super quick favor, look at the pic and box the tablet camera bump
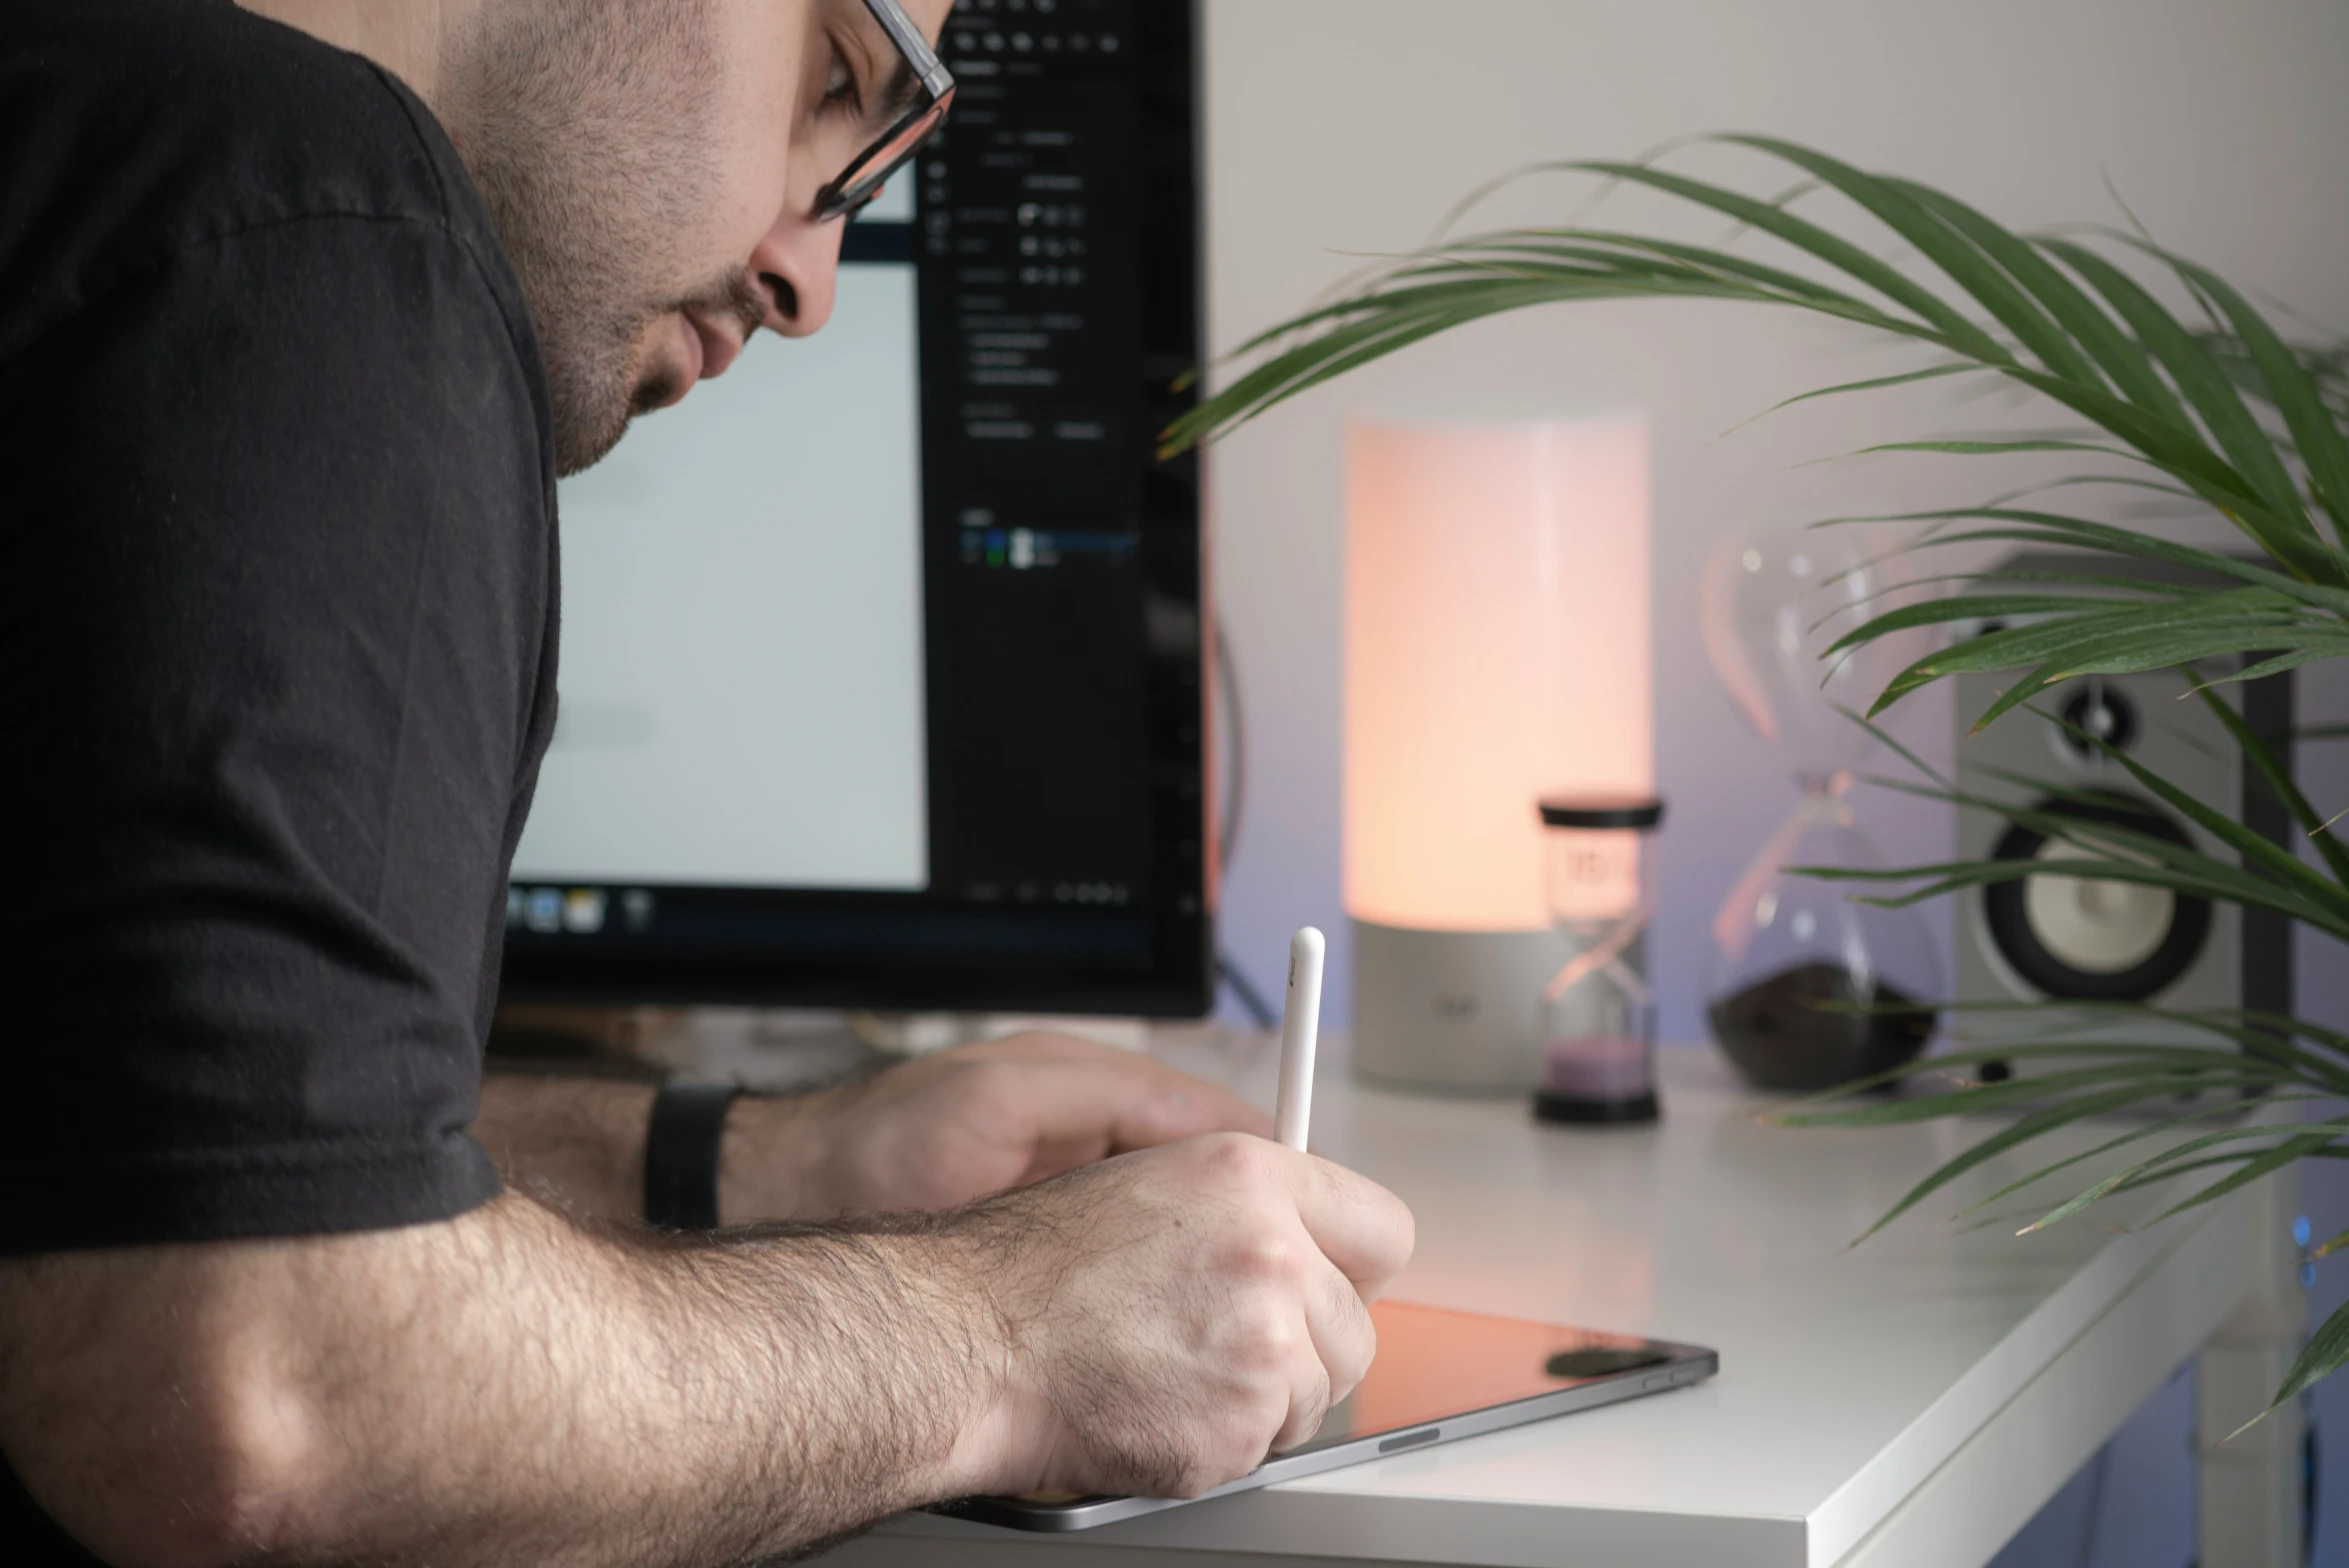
[1544,1346,1671,1380]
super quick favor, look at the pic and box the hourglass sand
[1533,797,1666,1124]
[1698,525,1942,1092]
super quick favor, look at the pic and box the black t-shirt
[0,2,559,1558]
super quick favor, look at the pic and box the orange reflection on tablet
[1330,1299,1665,1445]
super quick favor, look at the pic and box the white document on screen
[511,261,928,891]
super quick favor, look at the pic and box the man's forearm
[0,1192,1007,1568]
[476,1074,835,1227]
[473,1072,658,1222]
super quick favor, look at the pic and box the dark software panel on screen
[501,0,1208,1015]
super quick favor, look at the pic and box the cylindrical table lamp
[1346,412,1652,1092]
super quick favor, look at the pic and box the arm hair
[472,1071,658,1223]
[0,1190,1012,1568]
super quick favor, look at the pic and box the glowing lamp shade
[1345,413,1652,1089]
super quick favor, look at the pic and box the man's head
[433,0,955,475]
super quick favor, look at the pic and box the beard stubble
[436,0,758,476]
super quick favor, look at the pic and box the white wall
[1199,0,2349,1040]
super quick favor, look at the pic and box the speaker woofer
[1983,793,2211,1001]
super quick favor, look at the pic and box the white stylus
[1274,926,1326,1152]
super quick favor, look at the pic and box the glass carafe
[1698,525,1941,1091]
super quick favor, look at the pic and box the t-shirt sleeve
[0,212,556,1253]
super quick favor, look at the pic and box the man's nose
[751,212,845,337]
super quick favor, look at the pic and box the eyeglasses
[813,0,957,223]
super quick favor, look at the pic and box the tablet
[935,1299,1718,1531]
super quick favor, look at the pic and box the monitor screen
[501,0,1208,1015]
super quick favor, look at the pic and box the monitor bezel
[498,0,1211,1019]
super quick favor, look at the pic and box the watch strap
[644,1080,742,1230]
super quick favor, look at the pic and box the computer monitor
[500,0,1209,1017]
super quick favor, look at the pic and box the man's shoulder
[0,0,498,363]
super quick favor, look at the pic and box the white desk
[792,1032,2298,1568]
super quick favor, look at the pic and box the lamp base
[1351,919,1568,1094]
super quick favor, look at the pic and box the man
[0,1,1416,1564]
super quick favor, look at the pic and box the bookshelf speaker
[1952,661,2294,1068]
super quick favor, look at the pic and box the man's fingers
[970,1039,1271,1149]
[1272,1262,1375,1454]
[1270,1337,1335,1455]
[1117,1061,1272,1145]
[966,1033,1271,1134]
[1299,1259,1378,1406]
[1281,1152,1415,1298]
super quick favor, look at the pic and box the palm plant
[1159,136,2349,1414]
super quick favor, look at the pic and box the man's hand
[1,1109,1411,1568]
[722,1033,1271,1223]
[944,1133,1416,1500]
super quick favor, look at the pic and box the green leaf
[1893,183,2132,388]
[2037,620,2324,683]
[1841,438,2132,461]
[1806,1085,2203,1247]
[2251,1297,2349,1431]
[2060,1119,2333,1203]
[1715,138,2092,378]
[1776,1058,2287,1129]
[1849,504,2349,607]
[2194,682,2349,886]
[2143,1132,2334,1226]
[1732,361,1991,433]
[2111,1146,2349,1198]
[1841,856,2349,941]
[2198,646,2349,686]
[1952,658,2075,731]
[1826,592,2178,652]
[1892,997,2349,1078]
[1802,1075,2318,1251]
[1860,593,2318,719]
[1772,1040,2313,1109]
[1158,214,1998,454]
[1464,228,1873,308]
[1691,147,2296,535]
[2082,693,2349,909]
[1964,754,2349,928]
[2156,254,2349,546]
[1835,702,1962,793]
[1898,185,2190,421]
[1871,606,2154,688]
[1914,528,2349,622]
[1800,771,2349,939]
[1994,363,2336,574]
[1828,565,2197,608]
[2140,1014,2349,1088]
[1907,509,2345,605]
[1961,1095,2338,1221]
[1903,791,2349,939]
[1547,155,2012,359]
[2203,1007,2349,1060]
[2037,239,2317,535]
[1832,591,2255,657]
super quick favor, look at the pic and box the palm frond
[1166,135,2349,1418]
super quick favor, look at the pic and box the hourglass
[1698,525,1942,1092]
[1534,796,1665,1124]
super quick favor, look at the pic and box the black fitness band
[644,1080,742,1230]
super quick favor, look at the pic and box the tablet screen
[1298,1299,1672,1454]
